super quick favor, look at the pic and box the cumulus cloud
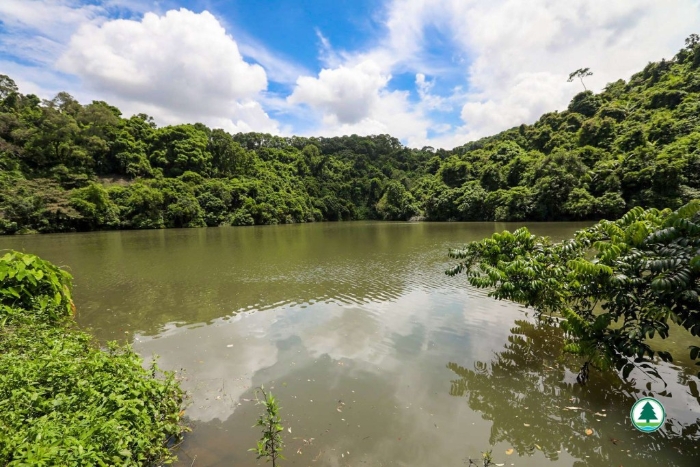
[3,0,700,146]
[286,0,700,148]
[58,9,278,133]
[288,60,389,124]
[379,0,700,147]
[287,59,439,145]
[459,72,567,137]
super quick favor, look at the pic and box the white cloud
[0,0,156,65]
[288,60,389,124]
[287,59,440,145]
[295,0,700,148]
[3,0,700,146]
[415,73,450,111]
[58,9,278,133]
[380,0,700,147]
[0,0,102,38]
[237,40,310,85]
[0,0,103,66]
[459,72,567,137]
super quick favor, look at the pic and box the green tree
[568,68,593,91]
[3,35,700,235]
[376,180,418,220]
[447,201,700,382]
[150,125,212,176]
[638,402,658,423]
[209,129,251,177]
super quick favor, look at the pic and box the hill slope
[1,37,699,233]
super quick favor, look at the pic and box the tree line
[1,36,700,234]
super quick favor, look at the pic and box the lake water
[2,221,699,466]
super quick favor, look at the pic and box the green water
[2,221,699,466]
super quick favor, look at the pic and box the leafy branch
[250,386,285,467]
[447,201,700,383]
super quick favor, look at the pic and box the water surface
[2,221,699,466]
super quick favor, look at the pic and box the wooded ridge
[1,37,699,233]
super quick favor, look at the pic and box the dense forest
[1,37,700,234]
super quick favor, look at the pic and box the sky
[1,1,700,149]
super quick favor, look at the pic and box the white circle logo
[630,397,665,432]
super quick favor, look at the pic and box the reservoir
[2,221,698,466]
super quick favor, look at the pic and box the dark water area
[2,221,699,466]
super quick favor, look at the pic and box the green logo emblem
[630,397,665,432]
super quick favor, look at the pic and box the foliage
[250,386,284,467]
[375,180,418,220]
[446,201,700,382]
[0,250,74,325]
[2,36,700,233]
[0,250,187,465]
[568,68,594,91]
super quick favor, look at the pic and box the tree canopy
[2,36,700,233]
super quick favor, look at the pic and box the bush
[0,251,73,325]
[0,251,187,465]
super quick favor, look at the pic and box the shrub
[0,250,187,466]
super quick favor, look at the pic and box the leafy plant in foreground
[0,250,187,466]
[447,200,700,382]
[0,250,74,325]
[250,386,285,467]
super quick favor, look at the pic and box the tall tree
[568,68,593,91]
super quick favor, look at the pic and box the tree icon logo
[630,397,666,432]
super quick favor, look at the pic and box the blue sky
[1,0,699,148]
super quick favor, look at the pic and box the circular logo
[630,397,666,432]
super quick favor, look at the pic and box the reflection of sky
[135,286,543,466]
[134,284,700,466]
[135,286,509,423]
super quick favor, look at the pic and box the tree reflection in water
[448,320,700,466]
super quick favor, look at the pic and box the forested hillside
[1,36,699,234]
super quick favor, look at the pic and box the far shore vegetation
[2,37,700,234]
